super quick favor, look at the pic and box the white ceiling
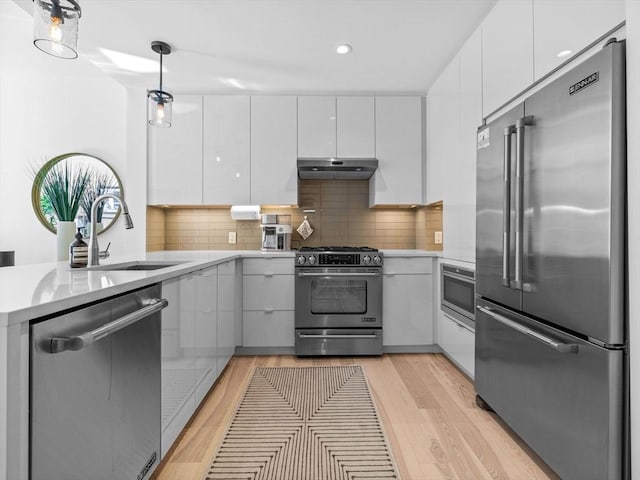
[9,0,497,94]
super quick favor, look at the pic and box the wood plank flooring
[152,354,560,480]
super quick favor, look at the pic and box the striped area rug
[203,365,399,480]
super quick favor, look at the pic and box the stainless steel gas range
[294,246,383,356]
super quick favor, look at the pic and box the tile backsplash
[147,180,443,251]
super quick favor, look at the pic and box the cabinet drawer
[243,275,294,310]
[243,257,294,275]
[439,311,474,378]
[243,310,295,347]
[383,257,433,275]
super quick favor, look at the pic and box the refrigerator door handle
[502,125,516,287]
[477,305,579,354]
[513,115,534,290]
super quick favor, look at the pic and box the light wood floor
[152,354,560,480]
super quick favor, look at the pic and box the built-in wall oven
[441,263,475,329]
[295,247,383,356]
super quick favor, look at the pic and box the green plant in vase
[37,161,91,226]
[34,160,91,261]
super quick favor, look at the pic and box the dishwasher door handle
[477,305,578,354]
[48,298,169,354]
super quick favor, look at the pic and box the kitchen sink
[87,261,185,271]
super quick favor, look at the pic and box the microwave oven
[440,264,475,329]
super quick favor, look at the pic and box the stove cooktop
[296,246,382,266]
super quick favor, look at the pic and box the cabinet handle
[264,307,274,313]
[264,272,274,277]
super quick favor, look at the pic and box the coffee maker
[261,214,292,251]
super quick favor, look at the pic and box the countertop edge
[0,249,439,326]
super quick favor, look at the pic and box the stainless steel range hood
[297,158,378,180]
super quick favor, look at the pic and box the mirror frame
[31,153,125,235]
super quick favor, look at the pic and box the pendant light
[32,0,81,59]
[147,41,173,128]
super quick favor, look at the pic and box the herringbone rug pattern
[203,365,399,480]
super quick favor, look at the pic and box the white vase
[56,221,77,261]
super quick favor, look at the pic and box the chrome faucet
[88,194,134,266]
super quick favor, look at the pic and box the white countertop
[0,249,437,326]
[0,250,288,327]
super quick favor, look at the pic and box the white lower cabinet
[382,257,434,346]
[438,311,475,378]
[161,275,196,458]
[242,258,295,347]
[161,262,237,458]
[194,267,218,405]
[217,260,236,375]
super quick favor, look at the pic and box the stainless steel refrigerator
[475,39,626,480]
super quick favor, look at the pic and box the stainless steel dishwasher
[30,284,168,480]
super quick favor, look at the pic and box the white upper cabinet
[297,96,336,157]
[336,96,375,157]
[457,29,482,262]
[203,96,250,205]
[482,0,534,116]
[370,96,424,206]
[148,95,203,205]
[532,0,625,80]
[426,57,459,206]
[250,96,298,205]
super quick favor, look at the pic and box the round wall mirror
[31,153,124,235]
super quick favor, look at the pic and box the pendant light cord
[159,51,163,92]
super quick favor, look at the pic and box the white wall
[0,0,141,265]
[625,0,638,476]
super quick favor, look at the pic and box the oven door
[295,267,382,329]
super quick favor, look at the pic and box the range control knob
[362,255,371,265]
[308,255,317,265]
[373,255,382,265]
[297,255,306,265]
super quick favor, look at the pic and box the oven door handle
[297,333,379,339]
[297,272,381,278]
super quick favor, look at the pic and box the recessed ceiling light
[336,44,352,55]
[557,49,573,58]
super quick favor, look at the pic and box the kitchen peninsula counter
[0,248,438,480]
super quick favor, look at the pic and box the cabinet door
[533,0,624,80]
[203,96,250,204]
[370,96,423,206]
[161,275,196,457]
[243,310,295,347]
[148,95,203,205]
[217,261,236,373]
[337,96,375,157]
[383,273,434,346]
[242,275,295,311]
[482,0,534,116]
[457,29,482,262]
[438,311,475,378]
[427,57,459,207]
[250,96,298,205]
[194,267,218,405]
[297,96,336,157]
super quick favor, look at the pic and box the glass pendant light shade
[147,41,173,128]
[33,0,81,59]
[147,90,173,128]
